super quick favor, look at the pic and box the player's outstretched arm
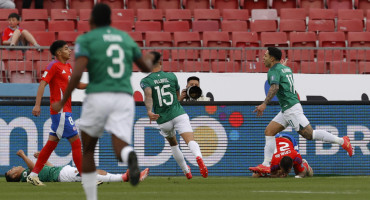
[254,84,279,117]
[33,152,54,167]
[17,150,35,170]
[32,80,48,117]
[135,57,152,73]
[77,82,88,89]
[143,87,159,123]
[52,56,87,112]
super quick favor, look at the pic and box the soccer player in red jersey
[251,134,313,178]
[27,40,87,186]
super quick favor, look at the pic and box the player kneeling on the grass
[140,51,208,179]
[251,134,313,178]
[5,150,150,183]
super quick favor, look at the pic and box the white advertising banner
[72,72,370,101]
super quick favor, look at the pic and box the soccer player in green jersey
[51,4,152,200]
[5,150,150,183]
[140,51,208,179]
[249,47,353,174]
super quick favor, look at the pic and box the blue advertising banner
[0,102,369,176]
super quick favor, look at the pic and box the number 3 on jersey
[107,44,125,78]
[154,85,173,107]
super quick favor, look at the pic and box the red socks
[32,140,58,174]
[71,138,82,173]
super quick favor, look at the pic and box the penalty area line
[251,190,358,194]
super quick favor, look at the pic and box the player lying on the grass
[5,150,149,183]
[251,133,313,178]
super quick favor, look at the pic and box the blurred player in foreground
[140,51,208,179]
[52,4,152,200]
[251,134,313,178]
[250,47,353,174]
[6,150,149,183]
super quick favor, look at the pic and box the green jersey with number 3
[140,71,185,124]
[267,63,300,112]
[74,26,142,95]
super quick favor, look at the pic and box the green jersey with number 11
[140,71,185,124]
[267,63,300,112]
[75,26,142,95]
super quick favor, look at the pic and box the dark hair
[50,40,67,56]
[187,76,200,83]
[8,13,20,21]
[91,3,111,27]
[267,47,282,61]
[280,156,293,174]
[5,172,21,182]
[149,51,162,65]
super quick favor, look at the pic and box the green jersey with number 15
[267,63,300,112]
[140,71,185,124]
[74,26,142,95]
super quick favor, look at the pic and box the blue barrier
[0,102,369,176]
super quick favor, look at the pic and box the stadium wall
[0,101,369,176]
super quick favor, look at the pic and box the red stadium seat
[221,21,248,32]
[338,9,363,20]
[243,62,268,73]
[98,0,124,9]
[162,61,182,72]
[182,0,211,13]
[301,61,328,74]
[165,9,192,22]
[126,0,152,12]
[0,21,9,33]
[309,8,335,20]
[261,32,288,47]
[202,31,230,61]
[111,9,135,22]
[252,9,278,20]
[211,61,241,72]
[222,9,249,21]
[43,0,67,15]
[20,21,46,32]
[183,61,211,72]
[7,61,34,83]
[31,31,56,46]
[280,8,306,20]
[25,50,52,61]
[48,21,75,32]
[77,21,90,32]
[250,20,277,34]
[192,21,219,32]
[79,9,91,21]
[69,0,95,13]
[212,0,239,12]
[359,62,370,74]
[128,32,144,47]
[288,32,316,62]
[111,21,133,32]
[308,20,335,32]
[135,21,161,32]
[231,32,259,61]
[279,20,306,33]
[137,9,163,21]
[240,0,268,13]
[298,0,325,15]
[330,61,357,74]
[271,0,297,16]
[194,9,221,22]
[172,32,201,60]
[337,20,364,33]
[163,21,190,32]
[51,9,77,21]
[318,32,346,62]
[0,9,18,21]
[355,0,370,15]
[0,50,24,61]
[145,32,172,60]
[327,0,353,12]
[57,31,83,45]
[154,0,181,9]
[22,9,48,21]
[285,61,300,73]
[347,32,370,62]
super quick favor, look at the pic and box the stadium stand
[98,0,124,9]
[165,9,192,22]
[51,9,78,21]
[111,9,135,22]
[126,0,152,13]
[298,0,325,15]
[162,61,182,72]
[355,0,370,15]
[211,61,241,72]
[163,21,190,32]
[128,32,144,47]
[201,31,230,61]
[288,32,316,62]
[7,61,34,83]
[172,32,201,61]
[271,0,297,15]
[330,61,357,74]
[31,32,56,46]
[154,0,181,9]
[301,61,328,74]
[69,0,95,12]
[230,32,259,62]
[0,9,18,20]
[347,32,370,62]
[111,21,133,31]
[182,0,211,13]
[79,9,92,21]
[327,0,354,12]
[22,9,48,22]
[183,60,211,72]
[77,21,90,32]
[240,0,268,13]
[20,21,46,32]
[222,9,249,21]
[48,21,75,31]
[212,0,240,12]
[57,31,83,45]
[135,21,161,32]
[318,32,346,62]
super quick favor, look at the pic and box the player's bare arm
[143,87,160,122]
[135,57,152,73]
[254,84,279,117]
[178,89,187,101]
[33,151,53,167]
[17,150,35,170]
[32,80,48,117]
[52,56,88,112]
[77,83,88,89]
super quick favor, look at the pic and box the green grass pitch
[1,176,369,200]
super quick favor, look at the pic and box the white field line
[251,190,358,194]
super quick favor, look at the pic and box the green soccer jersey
[20,165,64,182]
[75,26,142,95]
[140,71,186,124]
[267,63,300,112]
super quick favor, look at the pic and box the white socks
[120,146,134,164]
[188,140,202,158]
[262,136,276,167]
[171,145,189,173]
[96,173,123,182]
[313,130,344,145]
[82,172,97,200]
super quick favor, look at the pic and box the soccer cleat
[139,168,150,182]
[196,157,208,178]
[97,180,104,186]
[128,151,140,186]
[302,159,314,177]
[341,136,353,157]
[184,165,192,179]
[26,175,45,186]
[249,164,270,174]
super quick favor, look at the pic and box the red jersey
[270,137,304,173]
[2,26,23,43]
[41,60,72,115]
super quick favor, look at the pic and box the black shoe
[128,151,140,186]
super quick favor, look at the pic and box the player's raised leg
[166,136,192,179]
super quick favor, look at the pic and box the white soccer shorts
[272,103,310,131]
[79,92,135,144]
[158,114,193,138]
[58,165,81,182]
